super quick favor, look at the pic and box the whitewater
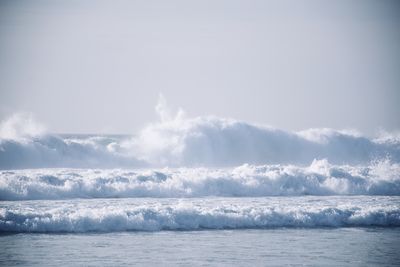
[1,196,399,233]
[1,159,400,201]
[1,98,400,234]
[1,101,400,266]
[1,113,399,169]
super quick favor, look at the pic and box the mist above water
[0,95,399,169]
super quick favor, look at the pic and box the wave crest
[0,108,399,168]
[1,197,398,232]
[1,160,399,200]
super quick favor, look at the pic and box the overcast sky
[0,0,399,134]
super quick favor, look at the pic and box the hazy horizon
[1,2,400,266]
[1,0,399,135]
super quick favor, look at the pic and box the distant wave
[1,159,399,200]
[1,196,399,232]
[132,116,400,166]
[0,134,146,169]
[1,101,400,169]
[1,116,400,169]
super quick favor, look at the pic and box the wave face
[0,134,146,169]
[133,117,400,167]
[2,108,399,234]
[1,113,400,169]
[1,160,399,200]
[1,196,399,232]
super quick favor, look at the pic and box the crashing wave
[1,159,399,200]
[1,99,399,169]
[1,196,399,232]
[0,115,399,169]
[131,116,400,166]
[0,133,146,169]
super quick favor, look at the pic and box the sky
[0,0,399,135]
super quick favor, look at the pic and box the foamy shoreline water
[1,196,399,233]
[1,159,399,201]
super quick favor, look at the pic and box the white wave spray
[1,159,399,200]
[1,196,399,232]
[1,97,399,169]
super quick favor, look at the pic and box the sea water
[1,195,400,266]
[1,162,400,266]
[1,228,399,266]
[1,120,399,265]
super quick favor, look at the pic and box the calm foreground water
[1,228,399,266]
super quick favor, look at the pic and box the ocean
[2,228,400,266]
[1,116,400,265]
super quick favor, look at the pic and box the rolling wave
[0,117,399,169]
[0,133,146,169]
[133,116,400,166]
[1,110,400,169]
[1,196,399,232]
[1,102,400,169]
[1,159,399,200]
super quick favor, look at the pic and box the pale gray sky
[0,0,399,134]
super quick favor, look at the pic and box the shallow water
[1,228,399,266]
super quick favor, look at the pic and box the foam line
[1,159,399,200]
[1,196,398,232]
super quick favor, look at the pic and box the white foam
[0,107,399,169]
[1,160,399,200]
[0,134,146,169]
[0,113,45,140]
[1,196,398,232]
[128,97,400,166]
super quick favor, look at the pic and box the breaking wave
[1,159,399,200]
[0,133,146,169]
[0,112,399,169]
[1,196,399,232]
[2,99,399,235]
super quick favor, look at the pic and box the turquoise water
[1,228,399,266]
